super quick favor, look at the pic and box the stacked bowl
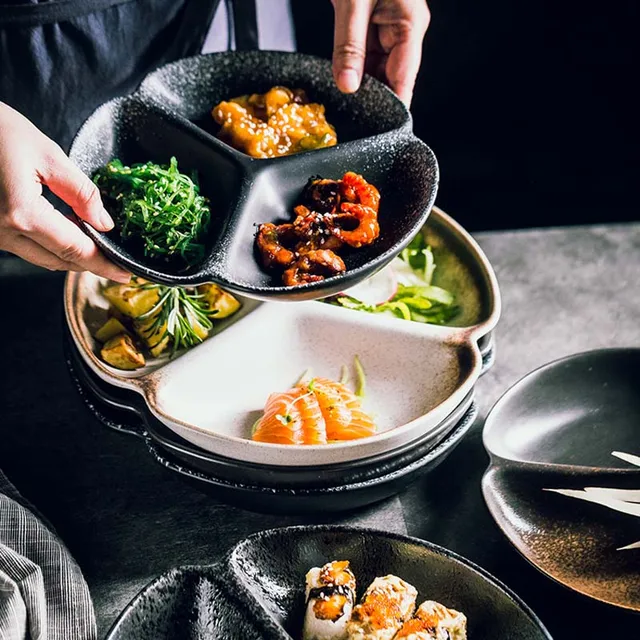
[63,52,501,513]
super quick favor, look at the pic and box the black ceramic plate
[69,51,438,300]
[65,330,477,514]
[106,525,552,639]
[482,349,640,611]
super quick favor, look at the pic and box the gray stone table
[0,222,639,638]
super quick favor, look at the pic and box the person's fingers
[39,143,114,233]
[376,1,430,105]
[332,0,375,94]
[385,39,423,105]
[8,234,84,272]
[15,196,130,283]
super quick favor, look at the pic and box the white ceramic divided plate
[65,207,501,466]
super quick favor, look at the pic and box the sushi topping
[308,584,355,620]
[353,587,405,630]
[319,560,356,589]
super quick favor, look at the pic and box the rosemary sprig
[137,283,215,355]
[93,157,211,264]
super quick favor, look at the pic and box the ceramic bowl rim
[483,346,640,474]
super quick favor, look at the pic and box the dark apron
[0,0,225,152]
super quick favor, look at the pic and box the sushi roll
[394,600,467,640]
[346,575,417,640]
[303,560,357,640]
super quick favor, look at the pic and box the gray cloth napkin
[0,470,96,640]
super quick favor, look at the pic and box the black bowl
[106,525,552,639]
[69,51,438,300]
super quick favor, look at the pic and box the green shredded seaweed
[93,157,211,265]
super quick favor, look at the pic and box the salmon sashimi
[302,377,352,440]
[252,387,327,445]
[301,377,376,441]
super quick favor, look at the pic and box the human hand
[331,0,430,106]
[0,102,130,282]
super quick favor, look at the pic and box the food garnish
[255,172,381,287]
[212,86,337,158]
[330,233,458,326]
[93,157,211,265]
[95,277,240,370]
[545,450,640,551]
[251,358,375,445]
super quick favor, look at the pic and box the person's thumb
[332,0,375,94]
[40,143,114,233]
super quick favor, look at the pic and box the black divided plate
[64,330,478,514]
[69,51,438,300]
[483,348,640,612]
[106,525,552,639]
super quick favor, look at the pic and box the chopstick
[612,451,640,467]
[544,451,640,551]
[543,489,640,517]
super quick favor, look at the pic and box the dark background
[293,0,639,231]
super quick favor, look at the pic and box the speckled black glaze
[105,565,287,640]
[483,349,640,612]
[69,52,438,299]
[106,526,552,639]
[64,329,477,514]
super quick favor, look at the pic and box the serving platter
[66,332,476,492]
[71,368,478,513]
[106,525,552,639]
[64,207,500,468]
[69,51,438,299]
[483,349,640,612]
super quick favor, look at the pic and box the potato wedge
[103,280,159,318]
[100,334,145,370]
[134,315,167,349]
[149,335,171,358]
[197,284,241,319]
[94,317,129,343]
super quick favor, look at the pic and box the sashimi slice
[303,378,352,441]
[304,377,376,441]
[253,388,327,445]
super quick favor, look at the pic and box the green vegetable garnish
[93,157,211,265]
[328,233,458,325]
[354,355,366,398]
[400,232,436,283]
[135,282,215,355]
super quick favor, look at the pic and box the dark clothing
[0,0,221,151]
[0,0,637,230]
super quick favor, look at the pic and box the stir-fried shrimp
[255,171,380,286]
[255,223,298,269]
[339,171,381,212]
[330,203,380,248]
[282,249,346,286]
